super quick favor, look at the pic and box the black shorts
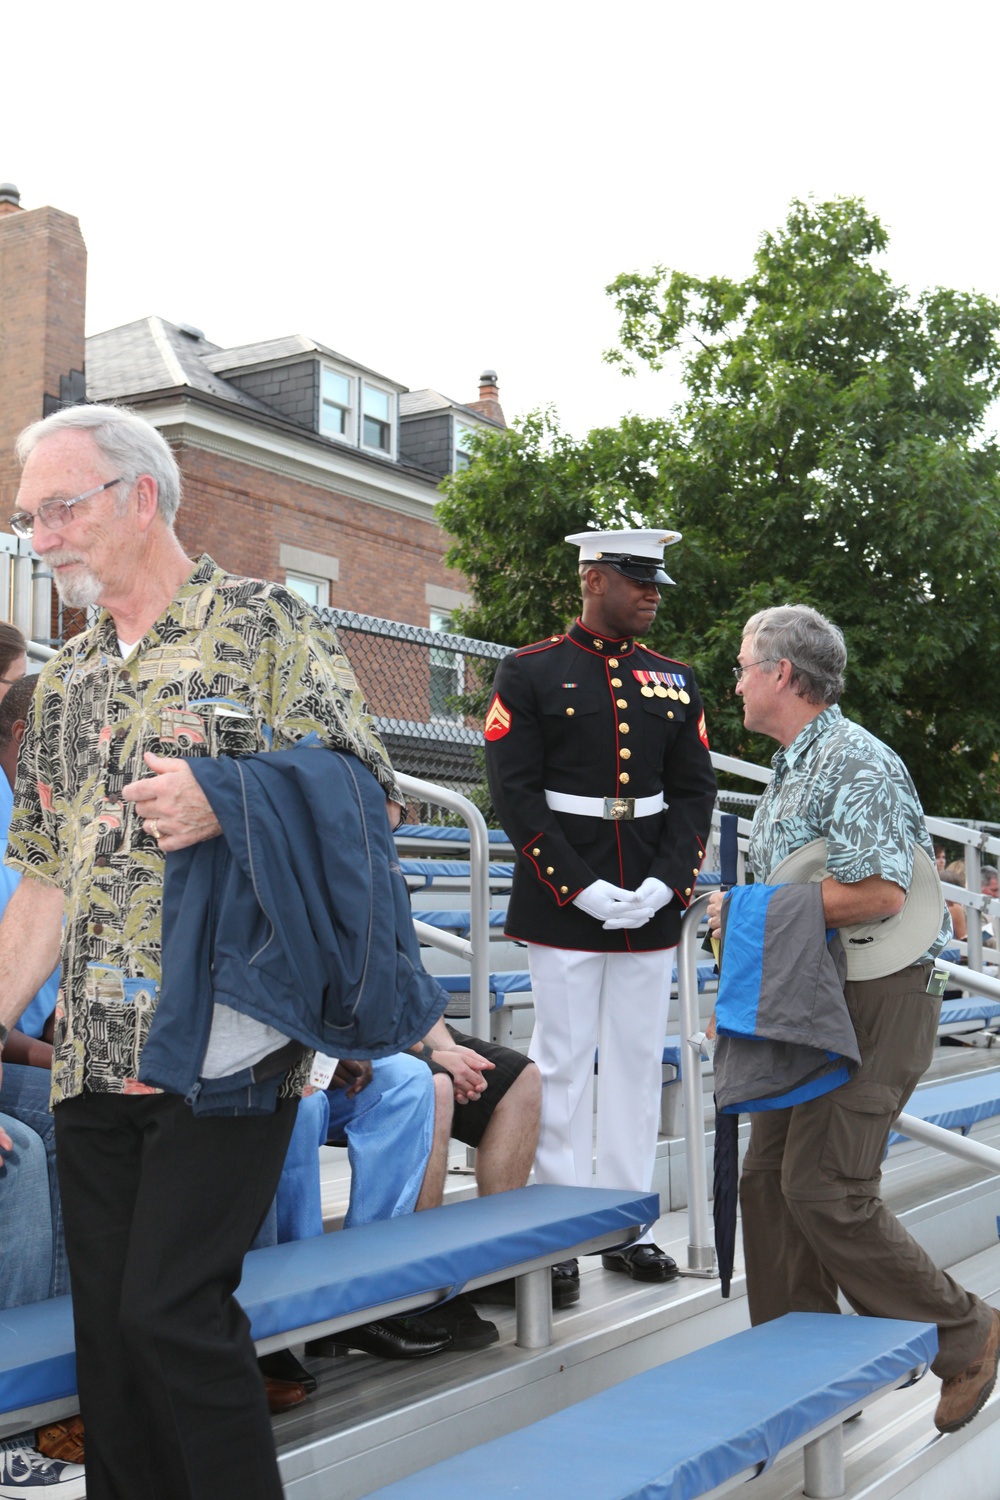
[427,1026,533,1148]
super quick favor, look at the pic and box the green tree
[439,197,1000,817]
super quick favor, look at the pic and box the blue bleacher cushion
[0,1295,76,1414]
[395,825,512,845]
[366,1313,936,1499]
[891,1070,1000,1143]
[235,1185,658,1343]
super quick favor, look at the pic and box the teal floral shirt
[748,705,950,959]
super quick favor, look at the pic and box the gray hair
[743,604,846,706]
[15,404,181,526]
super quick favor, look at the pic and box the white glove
[633,878,673,913]
[601,905,657,930]
[573,879,643,923]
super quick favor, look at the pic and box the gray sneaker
[0,1442,86,1496]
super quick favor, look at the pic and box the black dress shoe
[469,1259,580,1310]
[305,1316,452,1360]
[407,1293,499,1350]
[602,1243,679,1282]
[258,1347,317,1393]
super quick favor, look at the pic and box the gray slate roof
[202,335,404,391]
[400,388,502,427]
[86,317,279,417]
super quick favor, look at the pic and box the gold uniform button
[619,722,629,733]
[684,887,692,896]
[608,657,619,668]
[560,885,569,894]
[546,866,555,874]
[667,711,674,719]
[550,635,560,641]
[611,678,622,688]
[532,847,541,856]
[565,706,575,716]
[616,697,627,708]
[619,772,630,785]
[620,747,631,759]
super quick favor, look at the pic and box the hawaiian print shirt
[6,555,400,1106]
[747,704,950,960]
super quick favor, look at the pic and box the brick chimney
[0,185,87,512]
[465,368,506,427]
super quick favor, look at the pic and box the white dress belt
[544,790,665,819]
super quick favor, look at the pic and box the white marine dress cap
[565,527,682,586]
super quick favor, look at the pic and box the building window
[320,368,353,440]
[454,421,476,472]
[286,572,330,609]
[362,384,392,453]
[428,609,464,722]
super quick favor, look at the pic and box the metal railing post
[676,892,716,1274]
[395,773,492,1041]
[966,837,984,976]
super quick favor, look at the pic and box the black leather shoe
[601,1243,678,1282]
[305,1316,452,1360]
[469,1259,580,1310]
[407,1293,499,1350]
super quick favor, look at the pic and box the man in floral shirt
[708,604,999,1438]
[0,404,401,1500]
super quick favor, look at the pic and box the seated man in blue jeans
[0,1113,86,1493]
[256,1020,542,1396]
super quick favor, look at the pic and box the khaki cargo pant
[740,961,994,1378]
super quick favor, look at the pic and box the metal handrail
[395,773,491,1039]
[675,891,717,1275]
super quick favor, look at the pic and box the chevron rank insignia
[485,695,512,741]
[698,710,710,749]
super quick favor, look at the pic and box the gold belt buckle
[603,797,634,820]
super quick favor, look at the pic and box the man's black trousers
[55,1090,298,1500]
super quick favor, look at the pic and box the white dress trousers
[526,943,674,1239]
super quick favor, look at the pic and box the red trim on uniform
[514,637,564,657]
[521,834,581,906]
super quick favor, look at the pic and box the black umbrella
[713,1105,739,1297]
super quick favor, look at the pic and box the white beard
[47,556,104,610]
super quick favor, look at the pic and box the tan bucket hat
[768,840,944,980]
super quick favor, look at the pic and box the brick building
[0,184,506,636]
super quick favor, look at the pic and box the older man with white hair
[0,404,403,1500]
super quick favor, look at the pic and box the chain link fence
[324,609,511,815]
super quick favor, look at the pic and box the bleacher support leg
[515,1268,553,1349]
[803,1424,845,1498]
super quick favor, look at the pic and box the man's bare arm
[821,874,905,926]
[0,877,64,1039]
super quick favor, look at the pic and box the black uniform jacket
[484,619,717,952]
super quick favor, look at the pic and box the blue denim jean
[252,1053,435,1249]
[0,1107,52,1307]
[0,1063,67,1297]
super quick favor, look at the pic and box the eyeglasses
[732,659,776,681]
[9,478,123,539]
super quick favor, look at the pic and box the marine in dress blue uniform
[485,528,716,1280]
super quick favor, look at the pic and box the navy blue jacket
[138,746,447,1113]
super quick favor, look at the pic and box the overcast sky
[4,0,998,439]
